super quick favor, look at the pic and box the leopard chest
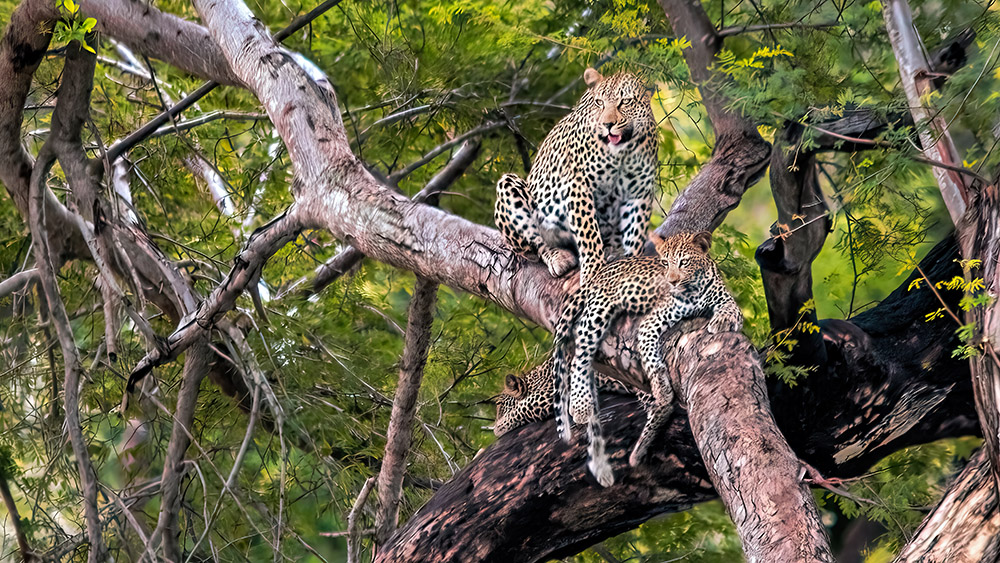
[530,146,628,224]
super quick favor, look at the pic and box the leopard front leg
[495,174,546,258]
[628,303,677,467]
[706,290,744,334]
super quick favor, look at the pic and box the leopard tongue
[608,134,622,145]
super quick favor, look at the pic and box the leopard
[493,356,651,437]
[494,67,658,284]
[551,231,744,487]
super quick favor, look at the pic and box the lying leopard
[494,356,651,437]
[552,231,744,487]
[494,68,658,283]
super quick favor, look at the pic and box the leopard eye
[678,258,689,269]
[623,97,635,106]
[595,98,604,108]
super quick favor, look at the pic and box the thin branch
[718,21,838,38]
[387,121,505,184]
[374,274,440,545]
[27,40,106,563]
[0,269,38,299]
[881,0,970,224]
[0,472,35,562]
[150,111,268,138]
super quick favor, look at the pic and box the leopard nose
[666,271,681,284]
[602,122,616,133]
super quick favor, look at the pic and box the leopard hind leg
[629,304,678,467]
[495,174,542,258]
[553,289,585,443]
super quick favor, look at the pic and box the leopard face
[582,68,656,152]
[494,364,552,437]
[654,231,714,294]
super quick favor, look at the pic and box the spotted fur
[552,231,744,487]
[493,357,650,437]
[494,68,658,283]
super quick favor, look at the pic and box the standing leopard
[552,231,743,487]
[493,357,651,437]
[494,68,658,283]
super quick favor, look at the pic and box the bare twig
[347,477,376,563]
[388,121,504,184]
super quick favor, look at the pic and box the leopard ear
[692,231,712,254]
[584,67,604,89]
[644,81,657,100]
[505,374,527,399]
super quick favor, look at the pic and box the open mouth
[607,133,622,145]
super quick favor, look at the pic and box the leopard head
[582,68,656,151]
[494,363,553,436]
[654,231,714,291]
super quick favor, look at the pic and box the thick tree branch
[654,0,771,237]
[894,447,1000,562]
[305,139,482,297]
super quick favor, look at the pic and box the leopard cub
[493,357,650,437]
[552,231,743,487]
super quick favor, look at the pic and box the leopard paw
[540,247,578,278]
[589,458,616,488]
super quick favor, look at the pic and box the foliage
[0,0,997,561]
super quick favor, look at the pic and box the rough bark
[957,186,1000,489]
[671,331,832,562]
[378,234,975,560]
[894,448,1000,562]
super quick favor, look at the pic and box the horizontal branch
[717,21,838,38]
